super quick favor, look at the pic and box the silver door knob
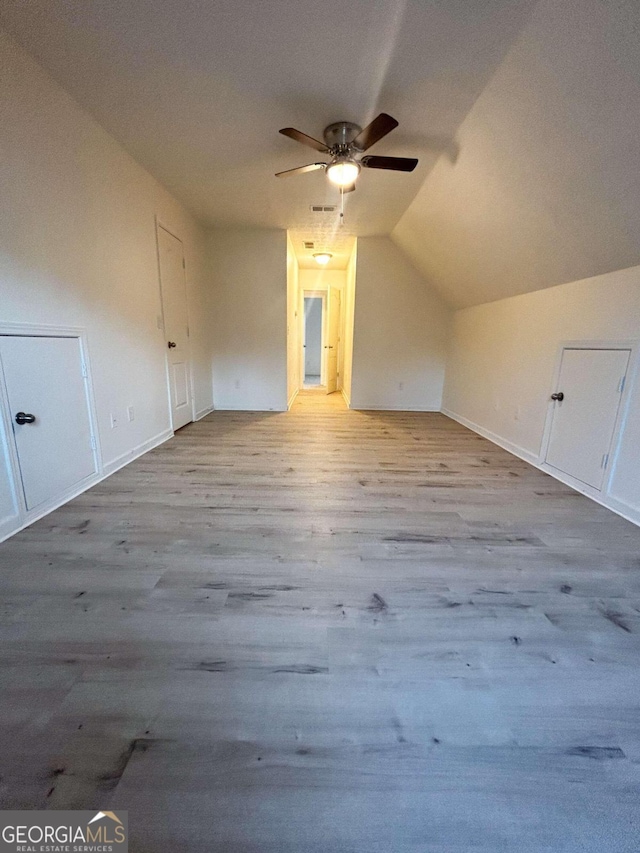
[167,341,177,349]
[550,392,564,401]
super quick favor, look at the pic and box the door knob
[15,412,36,425]
[550,392,564,401]
[167,341,177,349]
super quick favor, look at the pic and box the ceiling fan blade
[279,127,329,153]
[361,155,418,172]
[275,163,326,178]
[352,113,399,151]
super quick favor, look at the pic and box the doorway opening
[286,233,357,410]
[303,295,324,387]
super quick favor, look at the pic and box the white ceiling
[392,0,640,307]
[0,0,536,257]
[3,0,635,307]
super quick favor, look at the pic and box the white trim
[442,408,640,528]
[287,388,299,410]
[213,405,287,412]
[341,388,351,408]
[0,322,93,337]
[155,218,196,429]
[538,341,637,494]
[441,408,538,464]
[353,405,442,413]
[0,325,102,541]
[194,404,215,421]
[0,428,174,544]
[101,428,173,477]
[302,290,327,388]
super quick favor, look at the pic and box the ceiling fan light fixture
[326,157,360,187]
[313,252,332,265]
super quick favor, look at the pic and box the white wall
[208,228,287,411]
[351,237,451,411]
[0,31,213,539]
[299,270,346,293]
[443,265,640,523]
[392,0,640,309]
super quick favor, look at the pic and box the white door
[545,348,630,490]
[157,225,192,430]
[325,287,340,394]
[0,335,96,511]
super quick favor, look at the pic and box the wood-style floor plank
[1,393,639,851]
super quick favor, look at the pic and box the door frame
[155,217,196,428]
[538,339,638,498]
[326,286,341,395]
[301,290,327,387]
[0,322,102,539]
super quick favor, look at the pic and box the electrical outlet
[110,413,118,429]
[127,406,135,423]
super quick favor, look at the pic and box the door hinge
[182,258,186,269]
[601,453,609,469]
[81,360,88,378]
[90,434,96,451]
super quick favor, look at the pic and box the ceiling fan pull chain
[340,187,345,227]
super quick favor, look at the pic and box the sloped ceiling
[1,0,638,306]
[0,0,534,247]
[392,0,640,307]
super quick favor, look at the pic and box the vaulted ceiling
[1,0,638,304]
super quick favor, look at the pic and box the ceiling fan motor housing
[323,121,362,151]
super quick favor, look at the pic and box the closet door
[0,335,97,511]
[545,347,630,490]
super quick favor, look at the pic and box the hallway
[290,388,348,412]
[1,408,639,851]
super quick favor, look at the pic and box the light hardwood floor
[1,396,640,851]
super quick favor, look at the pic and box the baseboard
[102,428,174,477]
[288,389,299,410]
[441,408,640,528]
[0,509,22,543]
[0,471,101,544]
[441,408,538,465]
[353,405,442,412]
[340,388,351,408]
[195,405,214,421]
[0,428,175,544]
[213,406,287,412]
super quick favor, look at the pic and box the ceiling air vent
[303,241,315,249]
[310,205,336,213]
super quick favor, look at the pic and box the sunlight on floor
[291,389,348,412]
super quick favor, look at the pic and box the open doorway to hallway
[303,294,324,387]
[286,233,357,409]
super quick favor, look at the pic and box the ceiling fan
[275,113,418,193]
